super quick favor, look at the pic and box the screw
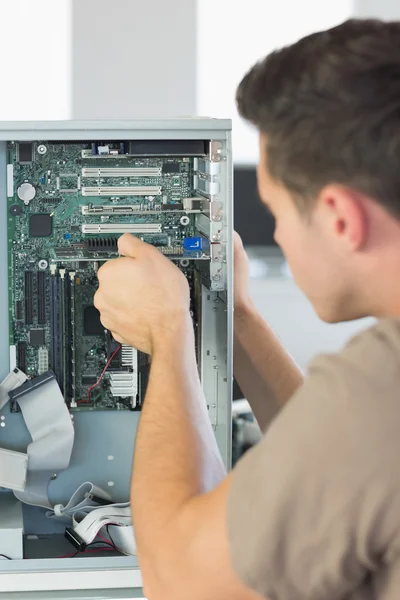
[213,234,221,241]
[51,474,58,480]
[213,274,221,281]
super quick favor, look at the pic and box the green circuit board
[7,140,205,411]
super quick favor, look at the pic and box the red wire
[78,345,121,404]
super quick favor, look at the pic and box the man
[94,18,400,600]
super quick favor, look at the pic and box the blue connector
[183,236,204,252]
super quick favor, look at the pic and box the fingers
[233,231,244,254]
[233,231,243,246]
[117,233,144,257]
[109,331,126,345]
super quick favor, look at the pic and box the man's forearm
[234,301,303,430]
[131,315,225,571]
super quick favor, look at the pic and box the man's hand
[94,233,191,354]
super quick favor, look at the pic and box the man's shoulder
[344,317,400,356]
[306,319,400,400]
[310,318,400,383]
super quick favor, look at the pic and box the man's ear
[318,184,368,251]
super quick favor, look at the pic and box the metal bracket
[210,243,226,292]
[209,140,223,162]
[195,201,224,243]
[194,143,226,290]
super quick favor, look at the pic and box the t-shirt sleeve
[227,332,400,600]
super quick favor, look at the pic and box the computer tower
[0,118,233,598]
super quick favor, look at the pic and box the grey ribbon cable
[72,503,135,555]
[0,368,28,411]
[8,372,75,508]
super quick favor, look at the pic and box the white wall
[0,0,197,122]
[354,0,400,18]
[71,0,197,119]
[0,0,71,120]
[196,0,354,165]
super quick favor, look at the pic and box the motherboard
[7,140,209,411]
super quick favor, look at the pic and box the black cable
[0,554,11,560]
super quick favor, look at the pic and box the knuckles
[96,260,113,281]
[93,291,104,311]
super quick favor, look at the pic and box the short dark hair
[236,19,400,216]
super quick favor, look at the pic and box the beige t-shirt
[227,319,400,600]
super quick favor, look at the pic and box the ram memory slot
[69,272,76,404]
[60,273,67,400]
[50,275,63,391]
[60,270,72,402]
[37,272,47,324]
[24,271,33,324]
